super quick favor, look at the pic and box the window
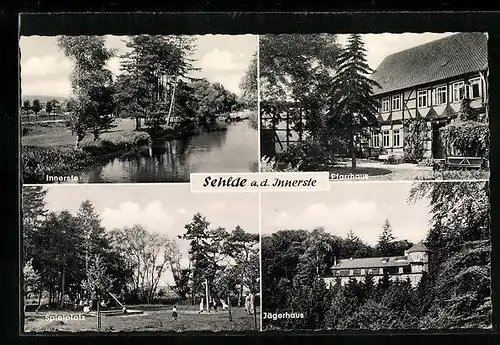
[417,90,428,107]
[368,269,373,275]
[349,269,354,276]
[372,132,380,147]
[336,270,341,276]
[383,130,390,147]
[393,129,401,147]
[469,77,482,99]
[398,267,404,274]
[452,81,465,102]
[361,269,365,275]
[434,86,447,105]
[392,94,402,111]
[381,97,390,112]
[379,268,384,274]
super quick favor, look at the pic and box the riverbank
[22,118,200,183]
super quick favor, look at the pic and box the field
[22,118,139,148]
[24,305,260,333]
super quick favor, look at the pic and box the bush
[22,146,96,183]
[260,156,300,172]
[80,131,151,156]
[277,139,335,171]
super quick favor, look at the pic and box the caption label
[190,172,330,193]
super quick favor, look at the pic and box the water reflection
[78,120,258,183]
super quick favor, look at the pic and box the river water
[77,120,259,183]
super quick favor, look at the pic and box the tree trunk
[166,81,177,127]
[96,296,101,331]
[227,295,232,322]
[253,294,258,330]
[135,116,141,130]
[350,133,356,170]
[60,266,66,309]
[205,279,209,312]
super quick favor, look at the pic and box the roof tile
[371,33,488,95]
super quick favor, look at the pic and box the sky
[19,34,257,98]
[261,182,432,247]
[38,184,259,284]
[337,32,457,71]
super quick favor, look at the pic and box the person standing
[198,297,204,314]
[172,305,178,320]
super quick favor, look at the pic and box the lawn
[24,304,260,333]
[22,118,141,148]
[330,158,490,181]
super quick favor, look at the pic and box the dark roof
[332,256,410,270]
[371,33,488,96]
[406,241,429,253]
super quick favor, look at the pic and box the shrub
[277,139,335,171]
[22,146,96,183]
[403,118,428,163]
[261,156,300,172]
[80,131,151,156]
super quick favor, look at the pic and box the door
[431,122,445,159]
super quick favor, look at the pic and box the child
[213,299,218,312]
[172,305,178,320]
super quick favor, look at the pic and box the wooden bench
[445,156,483,169]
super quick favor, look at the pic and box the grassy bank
[22,119,154,183]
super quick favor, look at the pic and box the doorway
[431,122,446,159]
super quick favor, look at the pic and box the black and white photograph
[22,184,260,332]
[20,34,258,184]
[261,181,491,330]
[260,33,490,181]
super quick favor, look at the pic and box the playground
[24,304,260,332]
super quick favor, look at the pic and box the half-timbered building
[367,32,488,159]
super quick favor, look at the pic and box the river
[77,120,259,183]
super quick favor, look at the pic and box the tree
[22,186,48,264]
[118,35,197,130]
[327,34,381,170]
[22,100,31,114]
[408,181,491,328]
[225,225,259,306]
[32,99,41,120]
[110,225,180,304]
[45,101,53,116]
[440,97,489,161]
[376,219,396,256]
[81,254,114,329]
[239,53,257,109]
[260,34,340,143]
[58,35,116,146]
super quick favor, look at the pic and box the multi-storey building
[323,241,430,288]
[367,32,488,159]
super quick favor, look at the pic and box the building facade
[366,32,488,160]
[323,242,430,288]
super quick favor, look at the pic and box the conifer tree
[327,34,381,169]
[377,219,396,256]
